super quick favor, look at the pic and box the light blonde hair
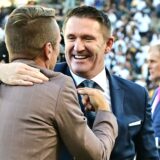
[5,5,57,61]
[149,43,160,57]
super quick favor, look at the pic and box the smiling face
[63,17,113,79]
[147,45,160,83]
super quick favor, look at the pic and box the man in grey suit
[0,5,118,160]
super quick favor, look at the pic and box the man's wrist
[98,105,111,112]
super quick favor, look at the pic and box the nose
[73,39,85,52]
[147,61,151,69]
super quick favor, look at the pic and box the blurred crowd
[0,0,160,96]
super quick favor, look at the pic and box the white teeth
[74,55,87,59]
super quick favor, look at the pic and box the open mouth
[74,55,89,59]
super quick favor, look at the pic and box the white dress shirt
[70,68,111,107]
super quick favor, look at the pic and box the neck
[34,57,48,69]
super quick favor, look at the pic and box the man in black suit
[0,6,159,160]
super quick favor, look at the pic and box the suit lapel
[65,65,125,116]
[65,66,77,86]
[65,66,86,113]
[106,69,124,116]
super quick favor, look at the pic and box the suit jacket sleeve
[136,88,159,159]
[153,103,160,138]
[55,77,118,160]
[152,101,160,156]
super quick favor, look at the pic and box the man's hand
[77,87,111,112]
[0,62,48,85]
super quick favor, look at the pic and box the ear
[105,36,114,54]
[43,42,53,60]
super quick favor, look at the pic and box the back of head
[62,5,112,39]
[5,5,57,62]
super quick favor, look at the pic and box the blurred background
[0,0,160,97]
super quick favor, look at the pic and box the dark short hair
[5,5,57,61]
[62,6,112,38]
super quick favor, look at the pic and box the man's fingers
[10,79,34,86]
[77,87,100,96]
[78,87,108,111]
[81,95,93,111]
[24,64,41,72]
[18,74,45,83]
[0,62,49,85]
[81,95,89,105]
[77,87,95,95]
[15,65,49,82]
[22,70,49,82]
[85,104,93,111]
[11,74,47,85]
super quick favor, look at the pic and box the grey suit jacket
[0,60,118,160]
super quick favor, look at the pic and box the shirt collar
[70,68,108,91]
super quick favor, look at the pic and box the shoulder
[50,71,74,89]
[112,74,147,94]
[111,75,149,111]
[39,66,75,95]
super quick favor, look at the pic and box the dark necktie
[80,80,103,91]
[78,80,102,128]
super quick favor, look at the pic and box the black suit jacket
[55,62,159,160]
